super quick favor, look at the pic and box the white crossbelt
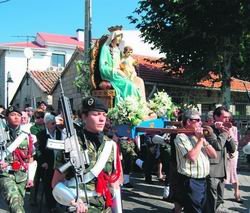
[83,139,116,183]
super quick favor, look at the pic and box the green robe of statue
[99,44,140,105]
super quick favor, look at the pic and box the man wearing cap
[174,109,217,213]
[52,97,122,213]
[0,106,36,213]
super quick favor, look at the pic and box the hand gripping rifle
[57,79,90,208]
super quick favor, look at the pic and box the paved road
[122,171,250,213]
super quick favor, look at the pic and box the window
[52,53,65,67]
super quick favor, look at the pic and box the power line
[11,35,36,43]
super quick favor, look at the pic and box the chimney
[76,29,84,42]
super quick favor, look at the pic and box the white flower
[108,96,147,126]
[148,90,174,118]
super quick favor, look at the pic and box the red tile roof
[198,72,250,91]
[29,70,61,94]
[135,55,188,85]
[136,56,250,92]
[37,32,83,47]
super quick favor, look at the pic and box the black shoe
[123,183,134,188]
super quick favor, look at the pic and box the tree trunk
[221,73,231,109]
[221,47,232,110]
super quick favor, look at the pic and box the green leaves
[128,0,250,82]
[73,60,91,96]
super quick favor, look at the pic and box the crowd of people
[0,101,243,213]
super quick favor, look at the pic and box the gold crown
[108,25,123,32]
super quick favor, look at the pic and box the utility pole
[84,0,92,62]
[6,71,13,107]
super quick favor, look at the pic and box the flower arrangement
[148,90,174,118]
[108,96,149,126]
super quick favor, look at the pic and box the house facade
[11,70,61,109]
[51,49,84,112]
[0,29,84,107]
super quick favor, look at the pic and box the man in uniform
[0,106,36,213]
[52,97,122,213]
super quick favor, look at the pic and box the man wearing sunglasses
[174,109,217,213]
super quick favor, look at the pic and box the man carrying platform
[174,109,217,213]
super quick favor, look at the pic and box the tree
[129,0,250,108]
[0,0,11,3]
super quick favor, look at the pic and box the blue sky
[0,0,139,43]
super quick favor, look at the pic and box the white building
[0,29,84,107]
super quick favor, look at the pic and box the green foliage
[108,91,176,126]
[73,60,91,96]
[108,96,149,126]
[129,0,250,82]
[148,90,174,117]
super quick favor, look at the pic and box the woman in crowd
[225,116,241,202]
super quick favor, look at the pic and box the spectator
[25,106,34,123]
[29,110,45,206]
[36,113,63,212]
[20,111,32,133]
[225,116,241,202]
[37,101,47,112]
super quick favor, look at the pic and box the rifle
[57,78,90,206]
